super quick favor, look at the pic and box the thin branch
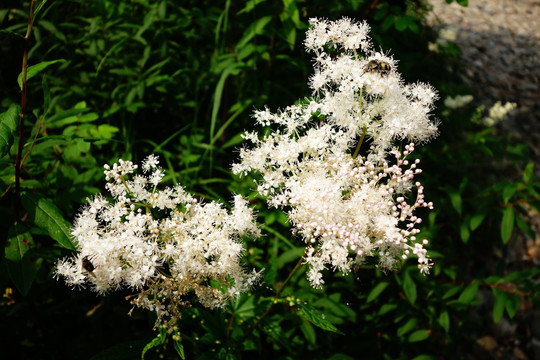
[14,0,37,222]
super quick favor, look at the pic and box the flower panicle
[233,17,439,287]
[55,155,261,331]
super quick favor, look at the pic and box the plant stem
[352,126,367,159]
[239,247,308,342]
[14,0,36,222]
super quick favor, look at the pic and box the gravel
[426,0,540,157]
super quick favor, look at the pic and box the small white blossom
[55,156,261,331]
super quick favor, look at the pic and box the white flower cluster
[233,18,438,287]
[55,156,260,330]
[482,101,517,126]
[428,26,459,53]
[444,94,474,110]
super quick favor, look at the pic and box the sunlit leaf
[21,193,75,250]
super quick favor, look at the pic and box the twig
[14,0,37,222]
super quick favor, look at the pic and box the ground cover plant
[1,1,539,359]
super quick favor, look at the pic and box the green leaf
[457,282,478,304]
[442,285,461,300]
[0,104,20,158]
[402,271,417,305]
[276,246,304,268]
[236,16,272,50]
[0,29,25,39]
[367,282,389,303]
[502,184,517,204]
[460,221,470,243]
[397,318,418,337]
[300,321,317,344]
[5,224,40,295]
[18,59,66,89]
[516,215,534,238]
[232,293,256,318]
[411,356,436,360]
[501,206,514,244]
[296,303,343,334]
[173,340,185,360]
[447,189,462,215]
[523,162,534,183]
[492,288,505,323]
[407,329,430,342]
[21,193,75,250]
[33,0,49,21]
[456,0,469,6]
[141,331,166,359]
[328,355,355,360]
[438,311,450,332]
[505,293,520,319]
[469,213,486,231]
[378,303,397,315]
[395,16,409,31]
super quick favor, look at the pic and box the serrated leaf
[367,282,389,303]
[173,340,185,360]
[402,271,417,305]
[21,193,75,250]
[141,331,167,359]
[0,104,20,158]
[5,224,40,295]
[232,293,256,317]
[407,329,430,342]
[457,282,478,304]
[18,59,66,89]
[296,303,343,334]
[501,206,514,244]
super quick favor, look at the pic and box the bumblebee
[365,59,392,76]
[82,255,96,277]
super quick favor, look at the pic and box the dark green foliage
[1,1,538,359]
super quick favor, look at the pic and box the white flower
[56,155,261,331]
[444,94,473,109]
[234,18,438,288]
[482,101,516,126]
